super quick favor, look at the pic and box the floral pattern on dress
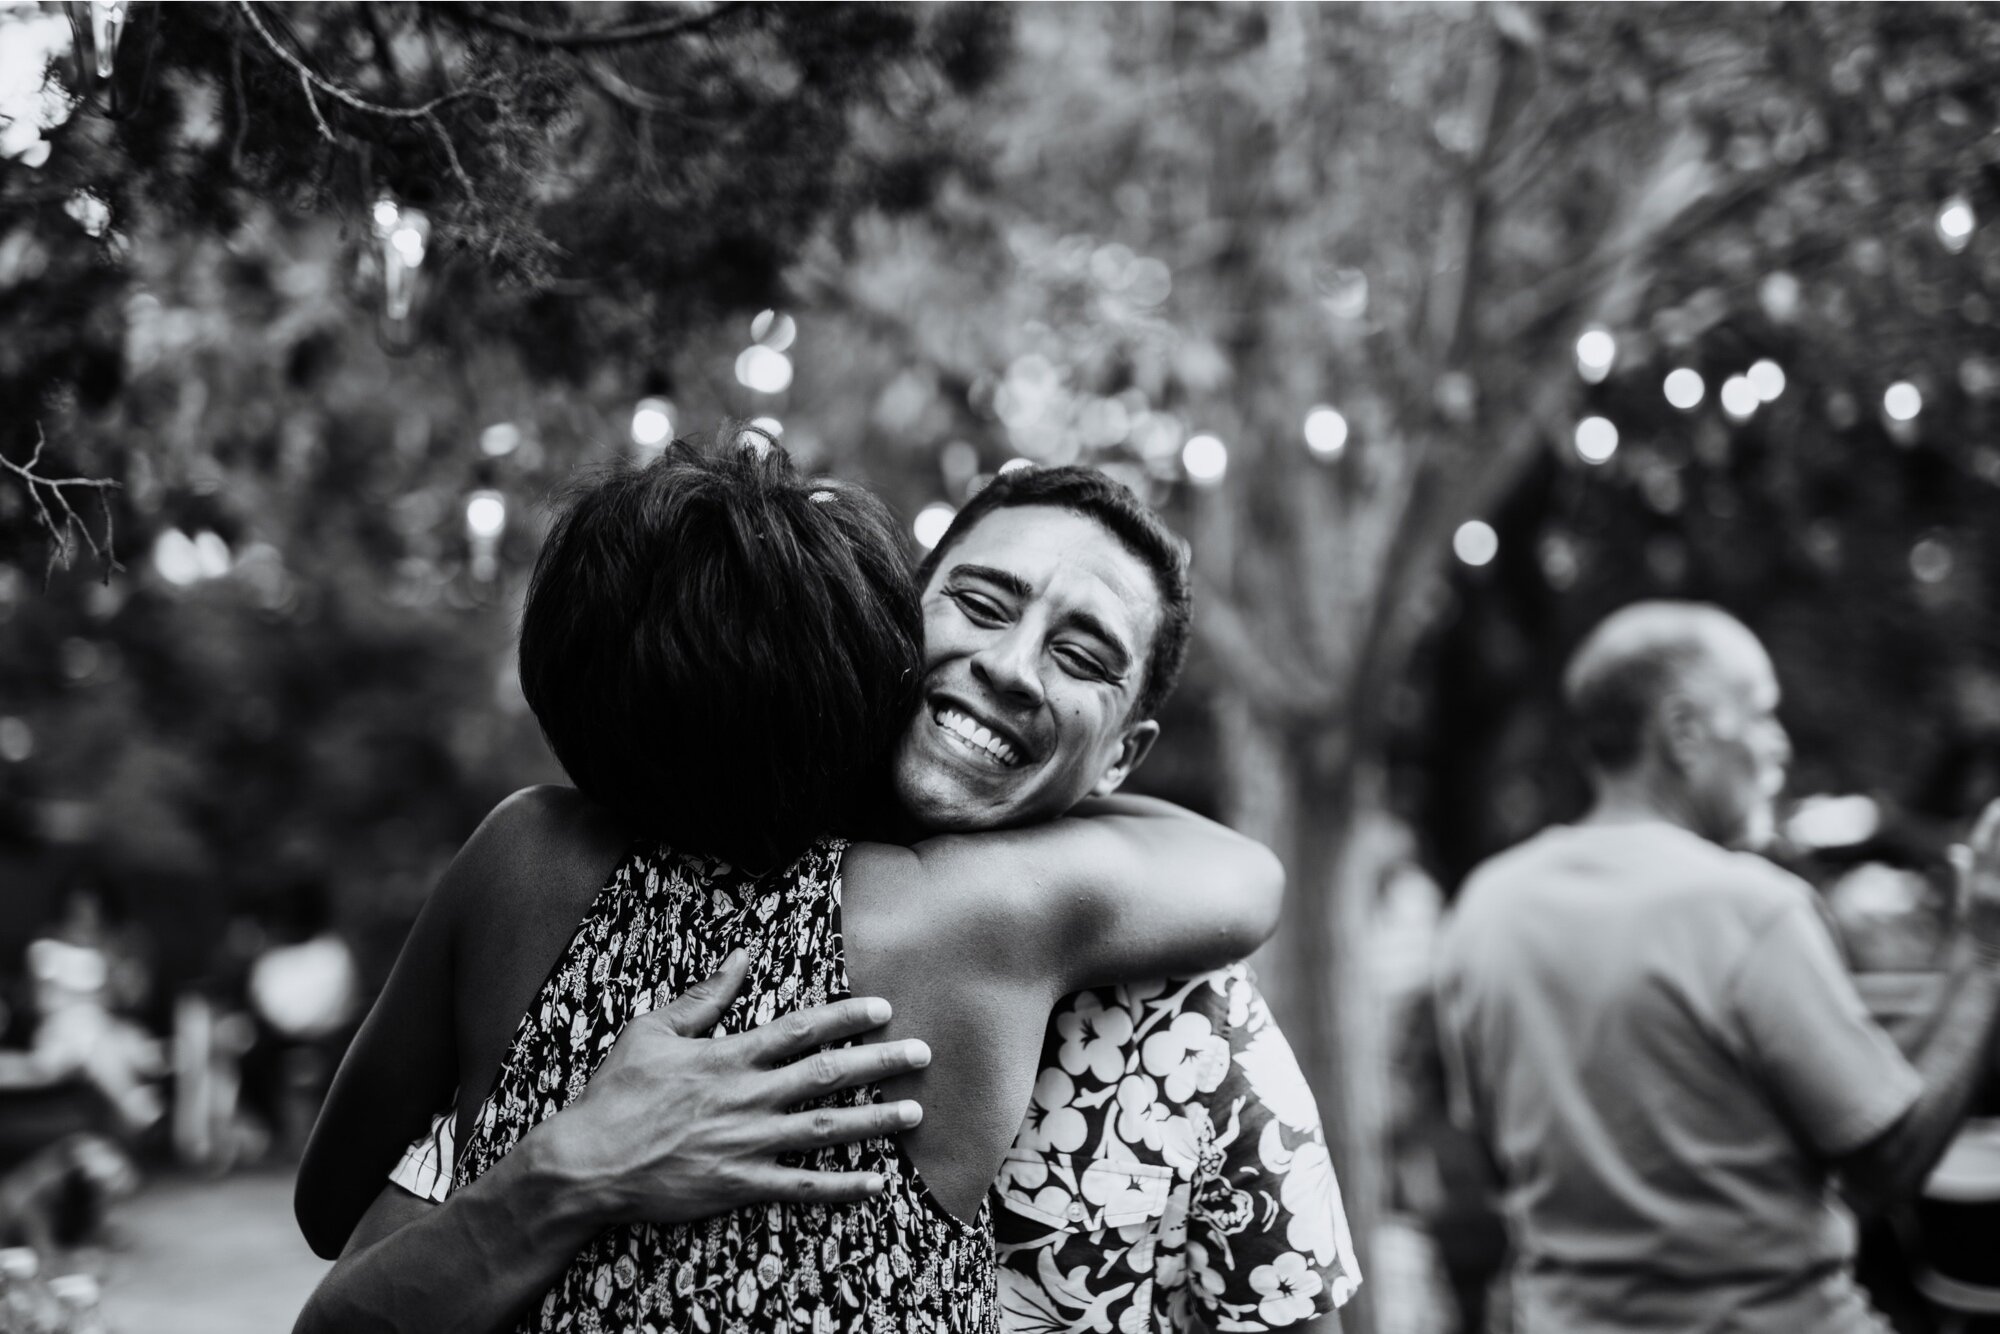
[991,965,1359,1333]
[451,836,997,1334]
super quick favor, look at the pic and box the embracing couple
[293,433,1358,1333]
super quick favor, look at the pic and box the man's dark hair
[519,432,922,871]
[1562,601,1752,774]
[917,465,1191,719]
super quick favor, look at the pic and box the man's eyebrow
[1065,608,1134,674]
[944,563,1035,600]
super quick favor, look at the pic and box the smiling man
[299,465,1356,1333]
[899,500,1164,832]
[904,470,1358,1333]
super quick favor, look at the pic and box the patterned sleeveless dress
[452,835,996,1333]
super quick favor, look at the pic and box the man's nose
[1767,722,1793,770]
[970,629,1044,705]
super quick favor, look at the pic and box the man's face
[1674,632,1791,849]
[893,505,1162,833]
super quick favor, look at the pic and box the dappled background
[7,3,2000,1331]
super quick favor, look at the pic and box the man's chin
[1726,804,1777,852]
[893,765,1015,835]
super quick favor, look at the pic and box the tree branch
[1193,574,1337,718]
[2,427,123,587]
[232,1,496,199]
[1344,123,1724,744]
[450,2,750,50]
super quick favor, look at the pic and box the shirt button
[1065,1202,1086,1223]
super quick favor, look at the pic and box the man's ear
[1090,719,1161,798]
[1655,693,1706,775]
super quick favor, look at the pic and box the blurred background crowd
[6,2,2000,1330]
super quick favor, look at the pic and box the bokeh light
[913,502,956,549]
[1720,375,1759,421]
[749,416,784,437]
[1663,368,1705,410]
[1939,197,1975,253]
[0,716,31,764]
[1573,416,1618,465]
[1182,433,1228,484]
[1910,535,1953,583]
[750,309,798,352]
[465,491,506,540]
[1747,359,1786,403]
[1575,327,1616,384]
[999,458,1034,475]
[65,192,109,237]
[735,344,794,394]
[193,531,231,579]
[1884,381,1923,422]
[631,398,673,447]
[1303,406,1348,458]
[1454,520,1499,567]
[479,423,521,458]
[390,221,427,268]
[152,528,200,586]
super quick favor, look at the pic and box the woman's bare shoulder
[441,786,629,912]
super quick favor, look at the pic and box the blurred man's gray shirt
[1434,821,1919,1333]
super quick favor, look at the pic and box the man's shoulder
[1456,822,1806,908]
[1051,963,1249,1032]
[1641,830,1818,930]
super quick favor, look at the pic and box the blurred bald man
[1435,601,2000,1333]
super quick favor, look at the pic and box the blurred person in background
[11,889,161,1139]
[293,450,1342,1333]
[240,880,358,1156]
[0,890,151,1258]
[1434,600,2000,1333]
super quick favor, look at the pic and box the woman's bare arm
[295,786,619,1258]
[888,793,1283,994]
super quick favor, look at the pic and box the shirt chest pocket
[994,1148,1175,1232]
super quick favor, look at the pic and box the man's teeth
[936,707,1020,767]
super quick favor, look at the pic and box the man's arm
[1182,972,1359,1332]
[1836,801,2000,1212]
[294,960,933,1334]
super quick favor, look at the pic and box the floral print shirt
[993,965,1360,1333]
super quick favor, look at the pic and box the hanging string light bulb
[388,212,428,321]
[1303,406,1349,459]
[1938,197,1976,255]
[62,0,154,120]
[466,490,506,583]
[1746,359,1786,403]
[1574,327,1616,385]
[1719,375,1759,422]
[90,1,125,78]
[1573,416,1619,465]
[370,195,430,331]
[1663,368,1705,410]
[1454,520,1499,567]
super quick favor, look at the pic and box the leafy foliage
[0,1,1005,985]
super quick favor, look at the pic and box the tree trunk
[1219,700,1393,1334]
